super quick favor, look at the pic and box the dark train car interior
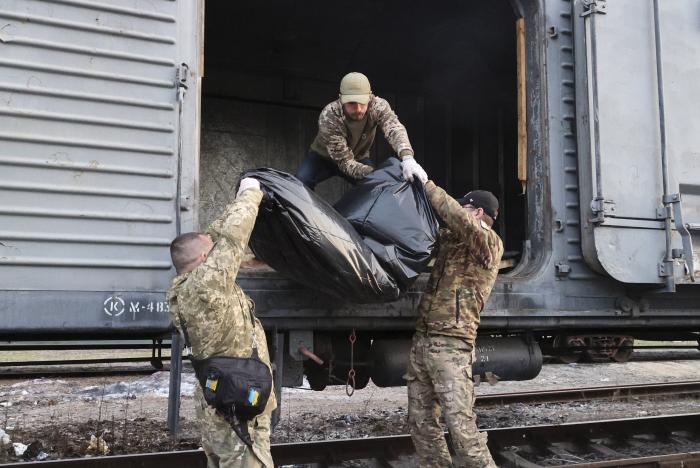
[200,1,527,270]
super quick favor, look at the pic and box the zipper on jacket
[455,290,460,323]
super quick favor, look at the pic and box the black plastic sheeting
[334,158,438,289]
[244,159,437,303]
[244,168,399,302]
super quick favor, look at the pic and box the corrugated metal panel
[0,0,188,293]
[573,0,700,285]
[550,0,599,282]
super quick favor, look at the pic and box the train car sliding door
[573,0,700,290]
[0,0,202,336]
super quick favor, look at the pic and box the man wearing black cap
[406,180,503,467]
[296,72,427,189]
[456,190,500,228]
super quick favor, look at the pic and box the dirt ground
[1,350,699,463]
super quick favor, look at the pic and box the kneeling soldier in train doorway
[167,177,275,468]
[406,183,503,468]
[296,71,427,189]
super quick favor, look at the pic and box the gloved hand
[236,177,261,197]
[401,156,428,184]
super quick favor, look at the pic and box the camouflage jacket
[415,181,504,347]
[309,96,414,179]
[166,188,270,366]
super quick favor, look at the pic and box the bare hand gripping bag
[243,168,401,303]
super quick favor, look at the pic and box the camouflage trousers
[406,333,496,468]
[194,385,277,468]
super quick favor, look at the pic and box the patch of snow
[13,442,27,456]
[75,372,198,399]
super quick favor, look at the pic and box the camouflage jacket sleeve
[166,286,183,338]
[317,102,374,180]
[369,97,414,158]
[425,181,495,268]
[166,273,189,341]
[189,187,263,300]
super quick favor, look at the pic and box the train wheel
[584,336,614,362]
[553,335,584,364]
[611,337,634,363]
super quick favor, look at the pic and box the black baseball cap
[457,190,499,219]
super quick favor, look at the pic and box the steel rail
[486,412,700,448]
[0,343,171,351]
[0,357,170,367]
[0,358,171,379]
[2,413,699,467]
[564,451,700,467]
[475,380,700,406]
[0,366,165,379]
[0,450,206,467]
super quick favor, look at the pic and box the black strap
[221,409,253,447]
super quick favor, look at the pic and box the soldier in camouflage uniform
[297,72,427,189]
[406,183,504,468]
[167,177,276,468]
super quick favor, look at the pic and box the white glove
[401,156,428,184]
[236,177,260,197]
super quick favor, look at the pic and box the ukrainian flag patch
[247,388,260,406]
[205,378,219,392]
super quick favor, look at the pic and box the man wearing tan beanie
[297,72,427,189]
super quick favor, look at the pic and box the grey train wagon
[1,0,699,390]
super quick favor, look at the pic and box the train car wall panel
[0,0,201,336]
[0,0,698,342]
[573,0,700,286]
[543,0,599,283]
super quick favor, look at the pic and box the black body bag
[190,351,272,446]
[243,167,401,302]
[334,158,439,289]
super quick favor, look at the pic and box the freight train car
[1,0,699,395]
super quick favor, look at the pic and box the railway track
[0,340,171,378]
[1,361,698,408]
[475,380,700,407]
[0,358,172,379]
[0,366,167,379]
[2,413,699,467]
[0,343,696,380]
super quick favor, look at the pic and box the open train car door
[0,0,202,337]
[573,0,700,290]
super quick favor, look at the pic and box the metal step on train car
[1,0,699,394]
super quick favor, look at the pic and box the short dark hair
[170,232,205,273]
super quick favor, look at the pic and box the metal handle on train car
[666,194,696,282]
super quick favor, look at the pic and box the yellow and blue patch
[205,378,219,392]
[247,388,260,406]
